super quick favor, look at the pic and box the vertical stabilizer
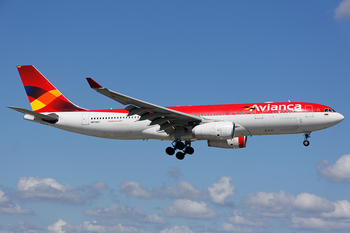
[17,65,86,112]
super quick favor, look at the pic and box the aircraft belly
[111,121,145,139]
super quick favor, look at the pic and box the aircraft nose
[335,112,344,124]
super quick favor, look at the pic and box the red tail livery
[17,65,85,112]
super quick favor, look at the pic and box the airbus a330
[8,65,344,160]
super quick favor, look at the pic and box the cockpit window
[324,108,336,112]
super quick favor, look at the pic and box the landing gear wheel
[303,132,311,147]
[184,146,194,155]
[166,147,175,155]
[175,141,185,150]
[176,152,185,160]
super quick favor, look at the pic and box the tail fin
[17,65,86,112]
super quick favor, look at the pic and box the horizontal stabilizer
[7,106,58,123]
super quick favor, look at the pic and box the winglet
[86,78,103,89]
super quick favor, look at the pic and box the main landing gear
[166,140,194,160]
[303,132,311,146]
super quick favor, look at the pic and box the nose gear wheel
[303,132,311,147]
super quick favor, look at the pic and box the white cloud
[119,181,152,199]
[228,211,269,227]
[119,176,234,204]
[245,191,335,217]
[15,177,107,205]
[291,216,350,231]
[293,193,334,213]
[159,225,193,233]
[84,204,167,224]
[335,0,350,20]
[0,221,43,233]
[163,199,217,219]
[175,181,204,199]
[321,200,350,218]
[0,204,33,215]
[120,180,206,200]
[16,176,84,204]
[242,190,350,231]
[0,190,9,203]
[317,154,350,183]
[58,220,149,233]
[219,223,254,233]
[78,182,109,201]
[245,190,294,217]
[0,189,33,215]
[152,181,205,200]
[47,219,67,233]
[206,176,234,205]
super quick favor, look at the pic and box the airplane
[8,65,344,160]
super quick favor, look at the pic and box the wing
[86,78,202,134]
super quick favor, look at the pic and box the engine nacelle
[192,122,235,140]
[208,136,247,149]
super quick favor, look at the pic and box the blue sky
[1,1,350,232]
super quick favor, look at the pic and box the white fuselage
[26,110,344,141]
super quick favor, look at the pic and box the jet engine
[208,136,247,149]
[192,122,235,140]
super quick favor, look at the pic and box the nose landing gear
[303,132,311,146]
[166,140,194,160]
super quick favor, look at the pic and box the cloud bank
[335,0,350,20]
[120,176,235,205]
